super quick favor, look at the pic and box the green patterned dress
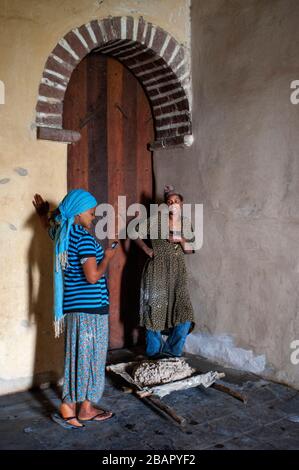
[138,213,195,332]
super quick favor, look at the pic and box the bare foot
[78,403,113,421]
[60,402,83,427]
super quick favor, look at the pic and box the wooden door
[64,52,154,349]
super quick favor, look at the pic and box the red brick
[169,47,185,70]
[148,82,182,98]
[151,135,185,149]
[156,114,189,127]
[176,125,191,135]
[36,100,63,114]
[150,89,185,106]
[136,17,147,43]
[143,22,153,47]
[52,43,78,68]
[175,63,187,79]
[158,81,181,94]
[78,24,96,51]
[133,57,164,76]
[162,38,177,63]
[90,19,105,45]
[148,95,166,106]
[154,105,176,117]
[126,16,134,40]
[153,100,189,116]
[36,114,63,128]
[45,55,73,78]
[146,75,178,91]
[111,16,122,38]
[176,99,190,111]
[156,127,176,139]
[64,31,88,60]
[99,39,126,54]
[103,17,117,41]
[141,67,175,83]
[37,127,81,143]
[114,42,142,58]
[152,28,167,54]
[38,83,65,101]
[43,71,68,87]
[122,49,155,68]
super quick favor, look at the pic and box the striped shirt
[49,223,109,315]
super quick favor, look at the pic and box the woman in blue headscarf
[33,190,118,429]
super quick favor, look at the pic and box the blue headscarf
[53,189,97,337]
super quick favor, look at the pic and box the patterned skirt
[62,312,109,403]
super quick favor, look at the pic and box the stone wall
[154,0,299,387]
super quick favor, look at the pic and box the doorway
[63,51,154,349]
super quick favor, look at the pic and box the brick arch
[35,16,192,149]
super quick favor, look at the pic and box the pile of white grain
[132,357,196,387]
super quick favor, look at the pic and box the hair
[163,184,183,203]
[48,207,60,224]
[164,192,184,203]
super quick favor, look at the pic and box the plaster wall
[0,0,191,395]
[154,0,299,387]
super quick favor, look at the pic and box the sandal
[78,410,114,422]
[51,412,85,430]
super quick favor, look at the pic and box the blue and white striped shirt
[50,223,109,315]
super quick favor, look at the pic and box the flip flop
[78,410,115,422]
[51,412,85,430]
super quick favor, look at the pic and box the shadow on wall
[25,206,63,412]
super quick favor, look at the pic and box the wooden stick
[212,382,248,404]
[120,384,186,426]
[142,395,186,426]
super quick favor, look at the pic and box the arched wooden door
[64,52,154,349]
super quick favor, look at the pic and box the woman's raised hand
[32,194,49,217]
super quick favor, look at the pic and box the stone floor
[1,349,299,450]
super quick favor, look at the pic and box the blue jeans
[145,321,191,357]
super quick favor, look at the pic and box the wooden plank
[212,382,248,404]
[119,384,186,426]
[86,53,108,244]
[136,79,154,205]
[64,57,89,190]
[106,59,155,349]
[107,57,125,349]
[119,65,140,347]
[123,65,137,208]
[141,394,186,426]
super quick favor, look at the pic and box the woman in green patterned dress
[134,185,195,358]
